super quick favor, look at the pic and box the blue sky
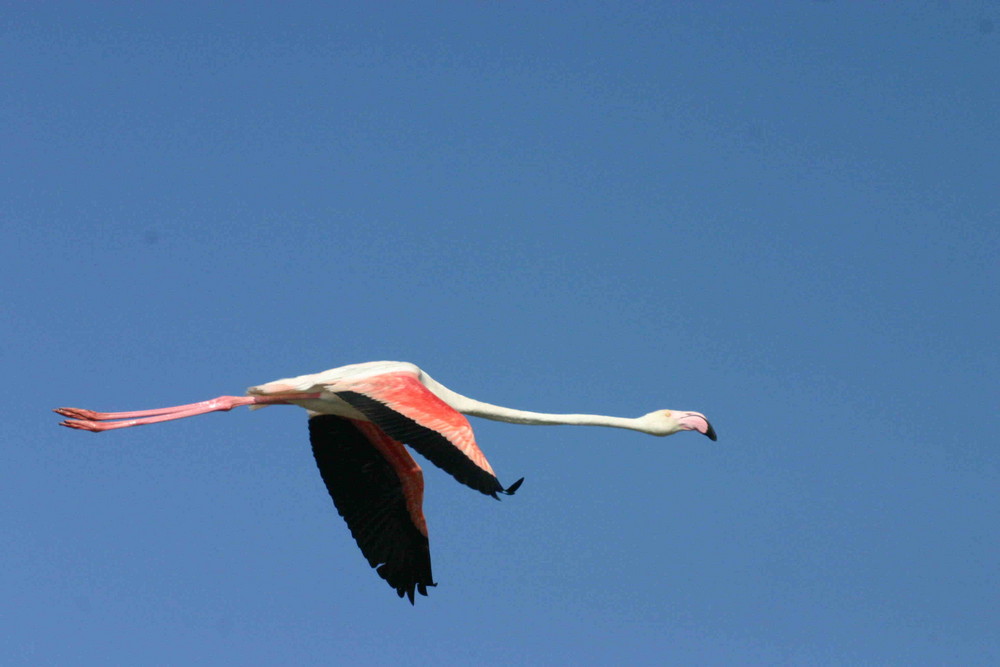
[3,3,998,664]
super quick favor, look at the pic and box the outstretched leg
[55,392,322,432]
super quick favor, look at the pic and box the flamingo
[54,360,717,603]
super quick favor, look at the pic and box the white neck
[422,373,651,433]
[466,400,649,431]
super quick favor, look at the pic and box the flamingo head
[640,410,717,440]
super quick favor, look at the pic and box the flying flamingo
[54,360,717,603]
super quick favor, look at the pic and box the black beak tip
[704,423,718,441]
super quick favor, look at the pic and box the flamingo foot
[59,419,104,431]
[54,407,100,420]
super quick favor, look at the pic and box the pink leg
[55,392,322,432]
[55,398,254,422]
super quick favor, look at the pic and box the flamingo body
[249,362,511,497]
[55,360,715,603]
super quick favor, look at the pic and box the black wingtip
[489,476,525,501]
[402,581,436,605]
[503,477,525,495]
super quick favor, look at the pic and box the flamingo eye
[662,410,672,417]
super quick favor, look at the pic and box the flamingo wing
[308,414,435,603]
[336,372,522,498]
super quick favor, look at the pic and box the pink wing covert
[350,373,496,474]
[337,372,521,498]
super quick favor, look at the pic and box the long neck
[423,373,648,432]
[466,400,647,431]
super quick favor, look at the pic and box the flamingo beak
[679,412,718,441]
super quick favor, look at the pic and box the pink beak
[678,412,717,441]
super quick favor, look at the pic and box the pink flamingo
[55,361,717,603]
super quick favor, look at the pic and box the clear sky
[3,3,998,664]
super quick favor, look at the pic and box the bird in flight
[55,360,717,603]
